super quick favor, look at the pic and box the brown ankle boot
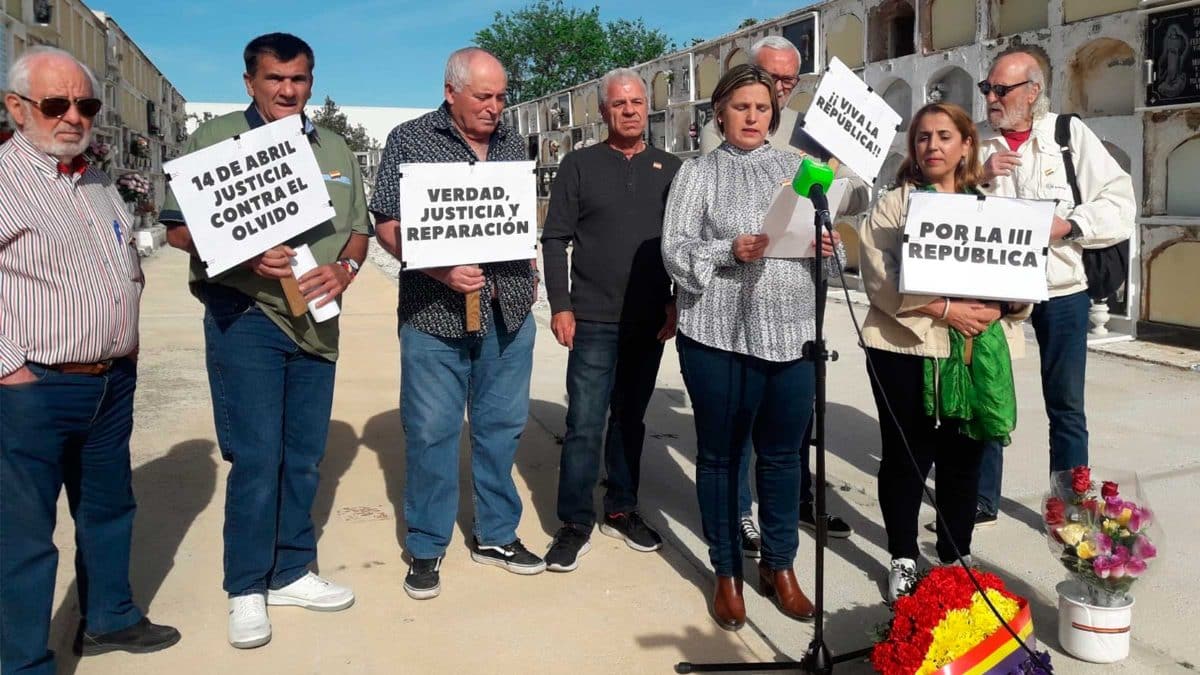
[712,576,745,631]
[757,562,815,622]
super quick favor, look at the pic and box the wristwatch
[337,258,360,278]
[1063,219,1083,241]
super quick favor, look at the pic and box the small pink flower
[1093,532,1114,556]
[1112,545,1130,564]
[1128,505,1153,533]
[1103,496,1125,519]
[1125,557,1148,577]
[1093,556,1114,579]
[1132,535,1157,560]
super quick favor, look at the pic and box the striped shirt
[0,130,143,377]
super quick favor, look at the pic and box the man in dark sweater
[540,68,681,572]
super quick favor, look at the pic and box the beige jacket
[858,184,1030,359]
[978,113,1135,298]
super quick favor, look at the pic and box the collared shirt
[0,131,142,377]
[370,102,535,338]
[160,106,373,361]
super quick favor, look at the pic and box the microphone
[792,156,835,216]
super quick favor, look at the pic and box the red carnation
[1071,466,1092,495]
[1044,496,1066,525]
[1101,481,1119,498]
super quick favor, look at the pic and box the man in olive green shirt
[160,33,370,651]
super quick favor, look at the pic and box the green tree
[738,18,759,29]
[474,0,673,104]
[310,96,376,152]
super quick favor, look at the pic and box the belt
[45,360,115,376]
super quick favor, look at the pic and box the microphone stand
[676,188,872,675]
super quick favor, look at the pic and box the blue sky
[95,0,813,107]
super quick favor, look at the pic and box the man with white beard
[1,47,180,674]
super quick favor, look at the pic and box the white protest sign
[763,179,849,258]
[164,114,335,276]
[899,191,1055,304]
[397,161,537,269]
[802,57,902,184]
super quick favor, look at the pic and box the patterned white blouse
[662,142,844,363]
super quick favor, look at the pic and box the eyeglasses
[977,80,1031,98]
[771,74,801,88]
[14,94,103,119]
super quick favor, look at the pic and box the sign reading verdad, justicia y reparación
[397,160,537,269]
[164,115,335,276]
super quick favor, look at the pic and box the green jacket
[923,322,1017,445]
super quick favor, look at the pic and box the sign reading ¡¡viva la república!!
[163,114,336,276]
[801,57,902,185]
[900,191,1056,304]
[397,161,537,270]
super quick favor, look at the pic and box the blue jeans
[557,320,664,528]
[976,291,1089,514]
[678,333,814,576]
[202,285,336,597]
[737,420,814,518]
[400,307,534,559]
[1,359,142,675]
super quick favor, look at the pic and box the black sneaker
[600,511,663,552]
[471,538,547,575]
[799,507,853,539]
[974,510,998,528]
[740,516,762,559]
[75,617,181,656]
[404,556,442,600]
[545,525,592,572]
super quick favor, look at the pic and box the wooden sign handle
[280,276,308,317]
[465,290,481,332]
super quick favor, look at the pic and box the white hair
[1026,59,1050,119]
[7,46,100,98]
[750,36,800,63]
[445,47,499,92]
[598,68,645,107]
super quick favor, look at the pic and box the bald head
[984,51,1046,131]
[4,46,99,161]
[444,48,508,144]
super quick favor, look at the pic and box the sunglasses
[977,80,1031,98]
[15,94,103,119]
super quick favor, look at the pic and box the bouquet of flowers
[129,135,151,158]
[85,139,112,172]
[872,566,1051,674]
[1042,466,1159,607]
[117,172,150,204]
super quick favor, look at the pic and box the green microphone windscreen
[792,156,835,197]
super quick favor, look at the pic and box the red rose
[1101,481,1119,498]
[1071,466,1092,494]
[1044,496,1066,525]
[1080,498,1101,517]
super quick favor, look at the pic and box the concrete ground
[45,246,1199,674]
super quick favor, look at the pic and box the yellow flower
[1058,523,1088,546]
[1103,519,1122,535]
[919,591,1019,673]
[1117,507,1133,527]
[1076,540,1099,560]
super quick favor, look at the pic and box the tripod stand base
[674,643,873,673]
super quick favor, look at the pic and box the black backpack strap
[1055,113,1082,206]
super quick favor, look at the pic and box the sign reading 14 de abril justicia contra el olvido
[164,115,335,276]
[397,160,537,270]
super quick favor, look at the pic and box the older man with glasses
[968,46,1134,529]
[1,46,180,675]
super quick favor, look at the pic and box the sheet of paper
[762,178,849,259]
[290,244,340,323]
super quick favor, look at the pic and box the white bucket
[1056,580,1133,663]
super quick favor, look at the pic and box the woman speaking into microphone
[858,102,1030,604]
[662,64,841,631]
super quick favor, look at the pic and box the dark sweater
[541,143,682,323]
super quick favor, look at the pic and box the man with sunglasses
[1,47,181,674]
[973,48,1134,527]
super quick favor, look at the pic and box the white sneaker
[887,558,918,604]
[228,594,271,649]
[267,572,355,611]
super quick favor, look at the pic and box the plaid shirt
[370,103,535,338]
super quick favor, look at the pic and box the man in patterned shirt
[1,47,180,674]
[371,47,543,600]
